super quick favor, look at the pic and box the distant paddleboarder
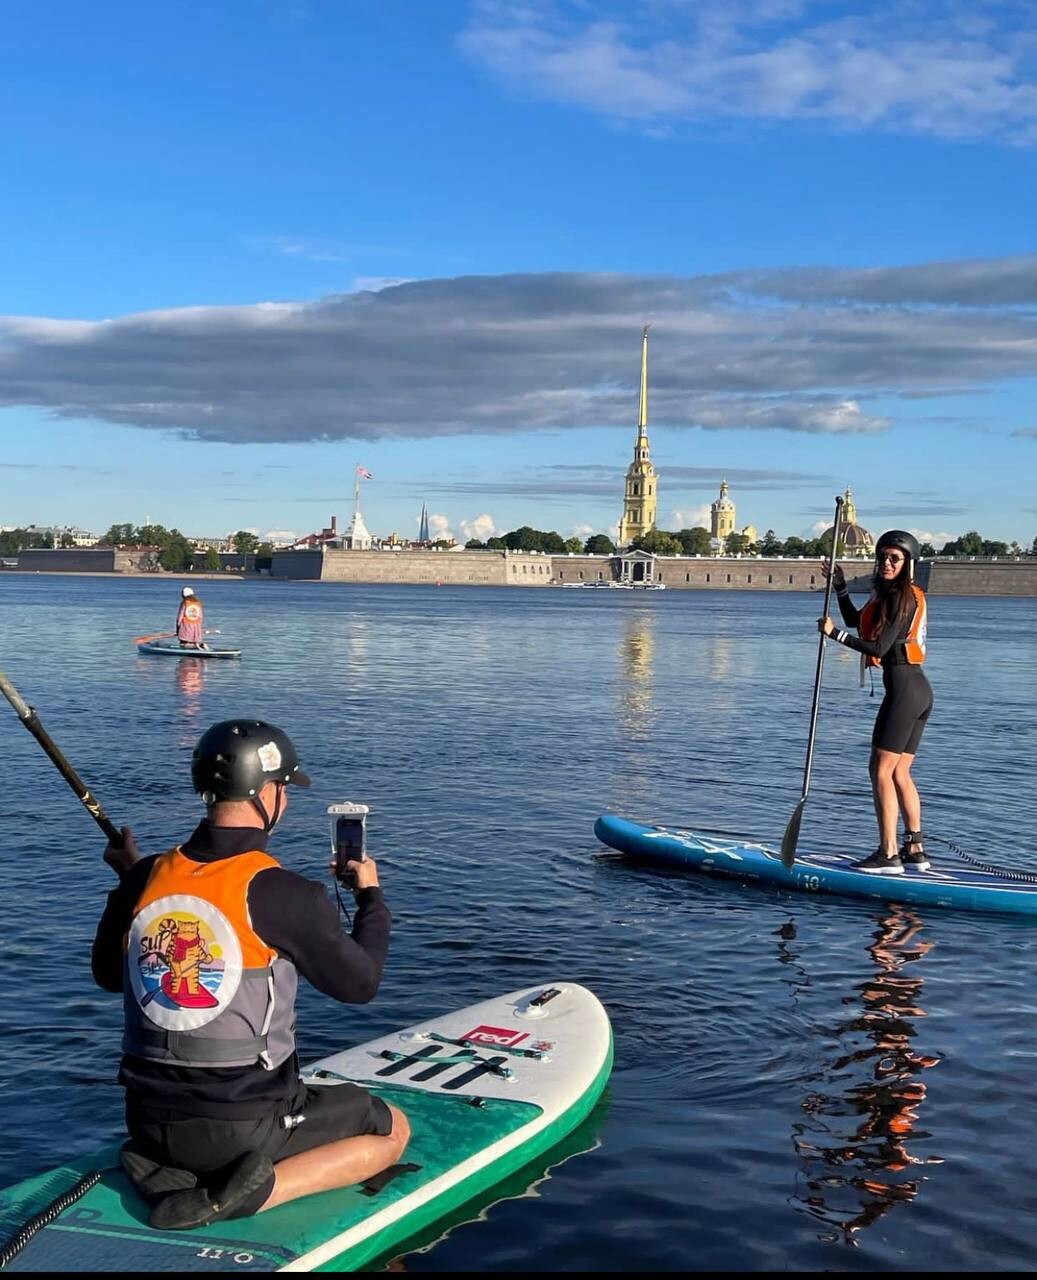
[175,586,206,649]
[818,531,934,876]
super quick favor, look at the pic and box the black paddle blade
[780,798,805,869]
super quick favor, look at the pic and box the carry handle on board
[0,669,123,846]
[780,494,844,869]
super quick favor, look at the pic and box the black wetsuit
[832,587,934,755]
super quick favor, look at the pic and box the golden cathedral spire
[618,325,658,545]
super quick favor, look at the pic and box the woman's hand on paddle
[819,559,846,590]
[104,825,142,876]
[817,616,836,637]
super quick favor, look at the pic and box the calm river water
[1,574,1036,1271]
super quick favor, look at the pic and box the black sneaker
[854,849,905,875]
[899,831,931,871]
[149,1151,274,1231]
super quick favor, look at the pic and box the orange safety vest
[179,599,203,624]
[123,848,298,1069]
[859,584,927,669]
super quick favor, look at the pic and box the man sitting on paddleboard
[818,531,934,876]
[175,585,207,649]
[92,719,410,1230]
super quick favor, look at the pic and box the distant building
[60,526,99,547]
[710,479,736,547]
[340,508,372,551]
[418,503,430,545]
[340,465,374,551]
[292,515,342,550]
[826,487,875,558]
[617,326,658,546]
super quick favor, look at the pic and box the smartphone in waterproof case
[327,802,369,886]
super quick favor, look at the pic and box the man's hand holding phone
[347,854,379,892]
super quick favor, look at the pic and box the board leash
[0,1172,102,1269]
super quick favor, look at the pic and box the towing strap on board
[360,1162,422,1197]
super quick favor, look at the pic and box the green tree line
[98,524,272,571]
[466,525,1037,559]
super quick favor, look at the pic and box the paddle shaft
[0,670,123,844]
[798,496,845,800]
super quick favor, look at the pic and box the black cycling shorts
[872,665,934,756]
[126,1079,393,1177]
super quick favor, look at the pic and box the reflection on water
[785,910,944,1245]
[174,657,207,746]
[618,610,656,742]
[707,633,733,685]
[386,1094,610,1272]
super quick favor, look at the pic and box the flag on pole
[356,466,374,479]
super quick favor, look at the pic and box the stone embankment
[7,546,1037,596]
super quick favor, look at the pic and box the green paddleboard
[0,983,612,1272]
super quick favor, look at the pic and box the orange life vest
[180,599,203,624]
[123,848,298,1069]
[859,584,927,669]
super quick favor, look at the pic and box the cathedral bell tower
[618,325,658,546]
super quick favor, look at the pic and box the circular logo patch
[128,895,243,1031]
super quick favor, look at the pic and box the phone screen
[334,816,366,863]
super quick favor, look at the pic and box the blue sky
[2,0,1036,546]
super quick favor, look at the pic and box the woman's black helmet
[875,529,921,562]
[192,720,311,801]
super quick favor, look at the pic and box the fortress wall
[552,555,1037,596]
[271,548,553,585]
[925,560,1037,596]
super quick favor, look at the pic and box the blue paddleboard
[594,815,1037,917]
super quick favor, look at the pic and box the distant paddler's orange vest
[180,599,203,624]
[859,584,927,668]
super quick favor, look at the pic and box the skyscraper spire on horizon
[418,502,430,544]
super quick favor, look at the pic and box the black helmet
[192,720,311,801]
[875,529,921,562]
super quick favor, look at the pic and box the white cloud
[429,512,455,542]
[571,522,595,537]
[248,236,353,263]
[668,505,712,528]
[810,519,829,535]
[460,512,501,541]
[351,276,416,293]
[461,1,1037,144]
[909,527,956,547]
[262,528,300,544]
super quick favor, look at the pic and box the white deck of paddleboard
[283,982,610,1272]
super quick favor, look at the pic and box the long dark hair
[871,559,915,630]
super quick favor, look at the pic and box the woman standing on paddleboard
[818,531,933,876]
[176,586,206,649]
